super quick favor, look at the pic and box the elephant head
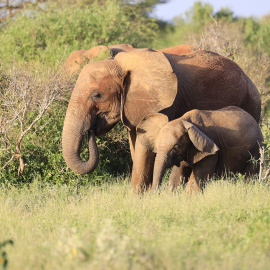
[62,49,178,174]
[63,44,194,76]
[137,113,219,189]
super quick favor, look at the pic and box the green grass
[1,178,270,269]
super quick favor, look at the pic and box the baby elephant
[137,106,263,193]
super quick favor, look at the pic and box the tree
[214,7,237,22]
[185,1,213,28]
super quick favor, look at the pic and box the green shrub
[0,0,158,65]
[0,80,132,185]
[242,17,270,55]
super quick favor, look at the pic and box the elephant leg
[186,154,218,195]
[128,129,136,161]
[185,173,200,195]
[131,137,155,193]
[169,161,192,191]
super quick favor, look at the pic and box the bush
[0,0,158,65]
[0,62,72,184]
[243,17,270,55]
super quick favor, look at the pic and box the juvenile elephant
[137,106,264,192]
[62,48,261,192]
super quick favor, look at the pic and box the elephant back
[163,50,261,122]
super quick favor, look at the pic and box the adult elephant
[62,48,261,192]
[63,44,194,75]
[63,44,135,75]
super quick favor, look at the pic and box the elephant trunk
[152,152,168,190]
[62,111,99,174]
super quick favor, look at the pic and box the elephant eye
[91,90,103,102]
[173,144,181,152]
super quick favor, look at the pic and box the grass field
[1,178,270,270]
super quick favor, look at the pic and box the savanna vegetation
[0,0,270,269]
[1,180,270,269]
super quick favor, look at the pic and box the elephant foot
[185,174,201,195]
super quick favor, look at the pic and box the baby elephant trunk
[152,152,169,190]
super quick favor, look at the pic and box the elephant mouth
[172,156,183,166]
[94,114,120,136]
[94,122,118,136]
[88,128,94,138]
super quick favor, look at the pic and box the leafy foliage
[0,0,158,64]
[242,17,270,55]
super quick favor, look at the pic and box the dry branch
[0,63,74,174]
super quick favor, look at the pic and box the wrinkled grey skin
[137,106,264,192]
[62,49,261,192]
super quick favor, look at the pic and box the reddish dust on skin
[158,44,194,55]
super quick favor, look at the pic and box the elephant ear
[114,48,177,130]
[137,113,169,153]
[182,120,219,164]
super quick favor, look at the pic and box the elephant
[63,43,135,75]
[62,48,261,192]
[137,106,264,193]
[63,44,194,75]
